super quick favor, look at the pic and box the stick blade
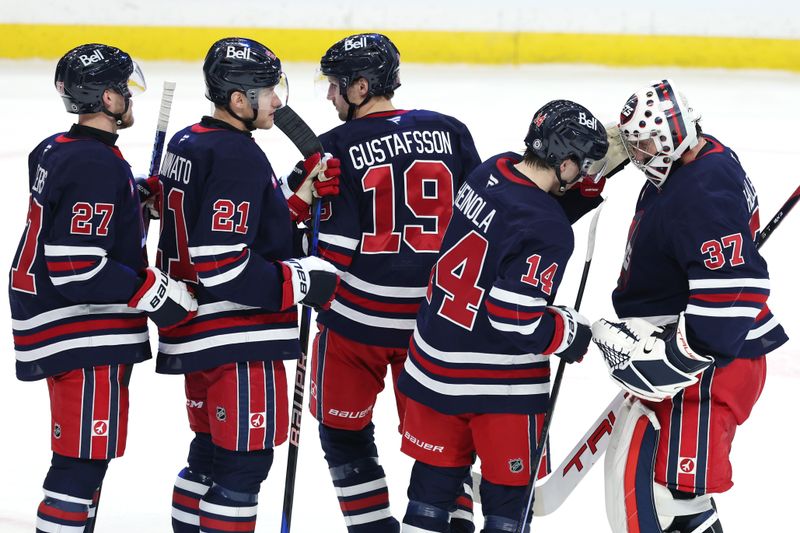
[274,105,323,157]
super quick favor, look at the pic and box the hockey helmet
[54,43,146,114]
[618,79,701,188]
[203,37,287,109]
[320,33,401,98]
[524,100,609,188]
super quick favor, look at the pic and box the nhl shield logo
[216,406,227,422]
[53,423,62,439]
[508,458,524,473]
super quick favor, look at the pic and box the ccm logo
[79,49,105,67]
[226,46,252,60]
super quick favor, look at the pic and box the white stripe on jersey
[329,300,417,330]
[488,286,547,307]
[746,315,780,339]
[194,301,260,318]
[49,257,107,286]
[12,304,142,331]
[685,304,761,318]
[621,314,678,327]
[43,244,106,257]
[413,329,548,366]
[404,356,550,396]
[334,478,388,498]
[188,243,246,257]
[340,272,426,298]
[344,508,394,526]
[319,232,360,250]
[688,277,770,290]
[488,316,541,336]
[171,508,199,526]
[198,500,258,517]
[16,332,149,362]
[158,327,298,355]
[174,475,212,496]
[197,256,249,287]
[42,489,94,505]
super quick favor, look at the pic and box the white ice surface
[0,59,798,532]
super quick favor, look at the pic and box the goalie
[591,80,788,533]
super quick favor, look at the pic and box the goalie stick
[474,182,798,518]
[273,105,324,533]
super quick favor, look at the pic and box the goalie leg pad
[604,398,662,533]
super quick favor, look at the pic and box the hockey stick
[273,105,324,533]
[512,199,606,531]
[140,81,176,237]
[757,183,800,248]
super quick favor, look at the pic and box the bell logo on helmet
[578,112,598,130]
[226,45,252,61]
[78,49,105,67]
[344,36,368,51]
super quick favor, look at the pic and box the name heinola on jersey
[454,181,495,232]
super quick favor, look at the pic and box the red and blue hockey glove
[579,175,606,198]
[544,305,592,363]
[281,153,341,222]
[134,175,162,219]
[279,256,339,310]
[129,267,197,329]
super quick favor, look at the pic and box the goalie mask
[618,79,701,188]
[591,313,713,401]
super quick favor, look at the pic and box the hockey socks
[38,453,108,533]
[172,468,213,532]
[330,457,398,532]
[449,471,476,533]
[36,494,91,532]
[199,484,258,533]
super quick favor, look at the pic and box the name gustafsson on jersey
[349,130,453,169]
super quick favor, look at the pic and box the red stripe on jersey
[14,317,147,346]
[624,417,650,533]
[496,158,538,188]
[689,293,768,304]
[542,310,564,355]
[485,300,543,321]
[337,285,421,314]
[339,491,389,512]
[46,260,98,272]
[455,495,473,509]
[193,250,247,273]
[199,516,256,532]
[191,124,224,133]
[55,134,82,143]
[749,207,760,240]
[365,110,410,118]
[172,492,200,511]
[319,247,353,268]
[38,501,89,522]
[409,342,549,380]
[163,312,298,337]
[755,305,770,321]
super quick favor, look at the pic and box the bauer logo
[79,49,105,67]
[226,45,252,61]
[620,95,637,124]
[344,36,368,51]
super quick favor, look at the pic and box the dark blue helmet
[524,100,608,172]
[320,33,401,98]
[54,43,144,114]
[203,37,284,106]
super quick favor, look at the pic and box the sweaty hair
[521,148,554,171]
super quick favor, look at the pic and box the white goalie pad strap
[652,483,715,529]
[605,398,662,533]
[592,313,713,401]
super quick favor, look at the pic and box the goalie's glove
[129,267,197,329]
[134,175,161,220]
[584,122,629,186]
[280,153,341,222]
[591,313,714,401]
[279,256,339,310]
[545,306,592,363]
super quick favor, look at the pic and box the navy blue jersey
[9,125,150,381]
[397,153,575,415]
[314,109,481,348]
[613,135,788,362]
[155,117,300,374]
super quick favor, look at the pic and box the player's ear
[355,77,370,98]
[229,90,245,111]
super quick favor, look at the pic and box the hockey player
[306,33,482,532]
[9,44,197,533]
[154,37,338,533]
[396,100,609,533]
[591,79,789,533]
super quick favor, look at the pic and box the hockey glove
[585,123,630,183]
[579,175,606,198]
[591,313,714,401]
[134,175,161,220]
[280,153,341,222]
[129,267,197,329]
[544,306,592,363]
[279,256,339,310]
